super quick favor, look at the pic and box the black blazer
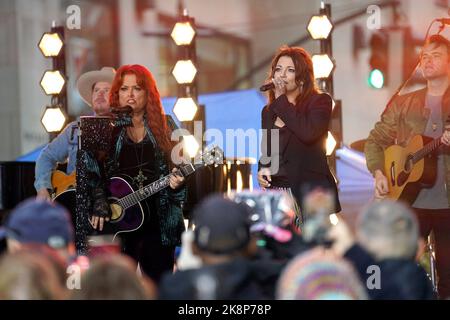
[259,93,341,212]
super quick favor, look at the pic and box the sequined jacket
[86,114,187,247]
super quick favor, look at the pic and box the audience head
[193,194,254,260]
[71,254,155,300]
[0,198,75,261]
[0,250,67,299]
[276,247,367,300]
[357,200,419,260]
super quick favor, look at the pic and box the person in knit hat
[276,247,367,300]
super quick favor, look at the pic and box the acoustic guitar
[54,145,223,240]
[384,116,450,204]
[51,170,76,198]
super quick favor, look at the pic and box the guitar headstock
[198,145,224,166]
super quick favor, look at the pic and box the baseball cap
[193,194,251,255]
[0,198,74,249]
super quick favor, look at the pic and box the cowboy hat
[76,67,116,107]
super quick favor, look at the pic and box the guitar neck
[412,137,442,164]
[117,162,205,209]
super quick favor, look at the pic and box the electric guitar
[54,146,223,239]
[384,117,450,203]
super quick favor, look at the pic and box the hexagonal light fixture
[172,60,197,84]
[38,32,64,57]
[312,54,335,79]
[41,105,67,133]
[40,70,66,95]
[183,134,200,158]
[326,131,337,156]
[173,97,198,121]
[307,14,333,40]
[171,21,196,46]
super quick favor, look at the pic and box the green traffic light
[368,69,384,89]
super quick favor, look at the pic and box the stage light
[40,70,66,95]
[307,14,333,40]
[41,105,67,133]
[38,32,64,57]
[183,134,200,158]
[172,60,197,84]
[171,21,196,46]
[173,97,198,121]
[38,25,68,137]
[312,54,335,79]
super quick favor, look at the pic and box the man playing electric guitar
[365,34,450,298]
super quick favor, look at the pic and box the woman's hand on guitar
[90,215,110,231]
[91,191,111,231]
[374,169,389,200]
[169,168,185,189]
[257,168,272,190]
[36,188,51,201]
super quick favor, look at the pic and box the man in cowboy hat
[34,67,116,200]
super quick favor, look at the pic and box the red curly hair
[109,65,174,155]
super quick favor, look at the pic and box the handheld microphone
[110,105,133,115]
[259,82,275,92]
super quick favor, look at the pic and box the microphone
[437,18,450,24]
[259,82,275,92]
[110,105,133,127]
[110,105,133,115]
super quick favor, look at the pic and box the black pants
[414,208,450,299]
[121,205,175,284]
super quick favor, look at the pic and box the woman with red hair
[90,64,186,283]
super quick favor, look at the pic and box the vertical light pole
[38,22,68,140]
[307,2,341,183]
[171,9,202,158]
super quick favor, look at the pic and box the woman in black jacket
[257,46,341,224]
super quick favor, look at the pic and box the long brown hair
[109,65,174,155]
[266,46,319,106]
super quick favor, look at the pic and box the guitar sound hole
[109,202,123,222]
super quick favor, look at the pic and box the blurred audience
[328,200,434,299]
[159,194,268,299]
[71,254,156,300]
[0,192,439,300]
[229,190,309,262]
[276,247,367,300]
[0,250,67,299]
[0,198,75,264]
